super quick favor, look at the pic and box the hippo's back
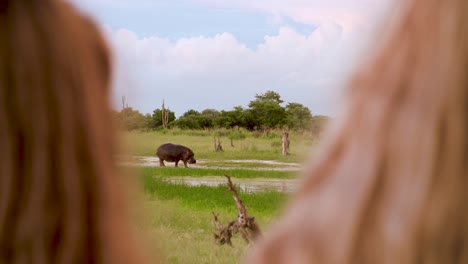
[156,143,192,158]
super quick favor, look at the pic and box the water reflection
[163,176,299,193]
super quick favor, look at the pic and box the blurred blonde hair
[0,1,145,263]
[248,0,468,263]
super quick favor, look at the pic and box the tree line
[115,91,330,134]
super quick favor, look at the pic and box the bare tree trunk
[162,99,169,129]
[214,136,223,152]
[121,95,127,110]
[217,137,223,152]
[282,130,289,156]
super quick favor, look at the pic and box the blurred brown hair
[0,1,144,263]
[248,0,468,263]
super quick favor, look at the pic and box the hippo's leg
[175,160,179,167]
[183,160,189,168]
[159,158,165,167]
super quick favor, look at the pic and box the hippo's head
[188,155,196,164]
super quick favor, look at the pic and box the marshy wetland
[121,130,319,263]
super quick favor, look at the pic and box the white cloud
[70,0,396,116]
[189,0,392,34]
[104,20,364,116]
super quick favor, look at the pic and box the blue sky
[70,0,393,117]
[77,1,280,47]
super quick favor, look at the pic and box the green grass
[135,199,255,264]
[120,128,318,263]
[137,166,297,179]
[199,160,300,169]
[135,173,290,263]
[140,175,288,216]
[119,130,318,163]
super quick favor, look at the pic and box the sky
[69,0,395,117]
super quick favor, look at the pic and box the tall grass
[119,130,319,162]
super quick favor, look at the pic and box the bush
[115,107,150,131]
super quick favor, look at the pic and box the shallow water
[118,155,302,171]
[163,176,300,193]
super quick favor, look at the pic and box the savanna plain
[119,129,320,263]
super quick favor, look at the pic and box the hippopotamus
[156,143,196,168]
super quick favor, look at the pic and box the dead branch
[282,129,290,156]
[211,212,224,232]
[162,99,169,129]
[211,175,262,246]
[121,95,128,110]
[214,136,224,152]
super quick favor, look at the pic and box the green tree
[214,106,250,129]
[285,103,312,130]
[248,91,286,129]
[214,110,235,129]
[115,107,149,131]
[197,115,213,129]
[148,108,176,129]
[201,108,219,117]
[173,108,221,129]
[232,106,252,128]
[182,109,200,118]
[254,90,284,104]
[170,115,202,129]
[199,108,220,129]
[175,109,211,129]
